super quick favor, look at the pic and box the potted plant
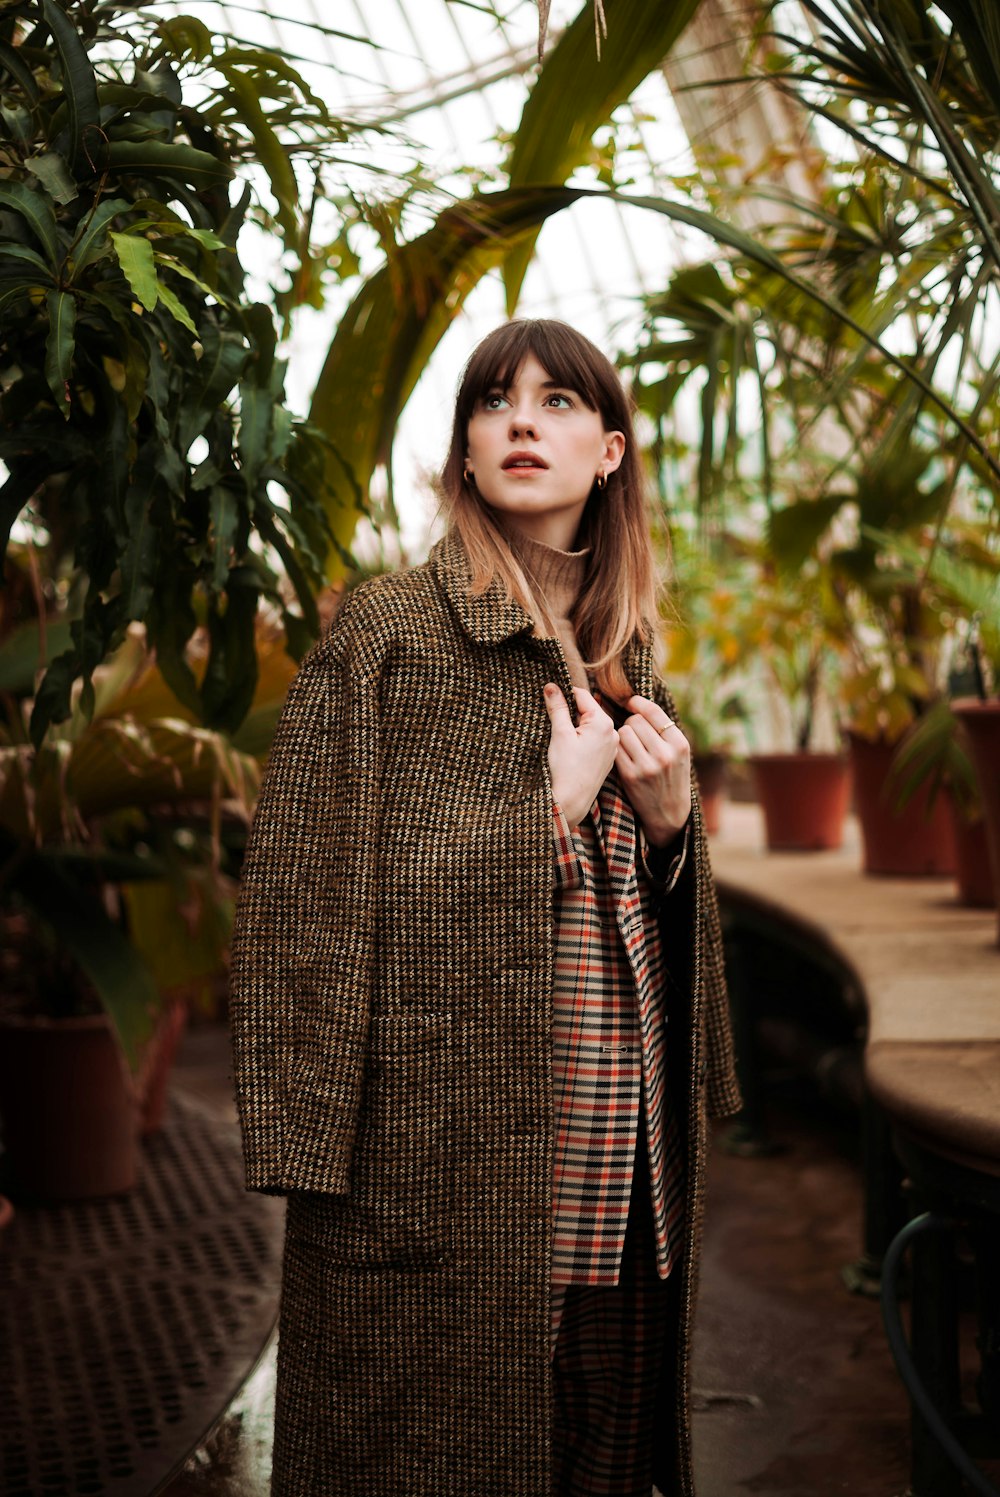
[946,564,1000,942]
[0,619,261,1197]
[0,0,346,1196]
[886,697,993,909]
[0,0,338,748]
[738,552,853,852]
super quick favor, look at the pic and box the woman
[229,318,741,1497]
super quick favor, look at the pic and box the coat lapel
[429,529,658,700]
[428,531,537,645]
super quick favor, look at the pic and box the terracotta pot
[947,794,995,910]
[748,752,852,851]
[136,996,188,1135]
[693,751,727,836]
[0,1012,140,1200]
[952,700,1000,945]
[846,731,957,877]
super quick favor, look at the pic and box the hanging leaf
[41,0,102,176]
[44,289,76,418]
[214,58,299,241]
[0,38,39,102]
[68,196,132,275]
[107,139,234,188]
[176,323,248,452]
[0,180,60,267]
[236,376,273,487]
[25,151,78,204]
[210,484,240,593]
[1,243,57,278]
[109,229,157,309]
[504,0,701,311]
[153,275,197,333]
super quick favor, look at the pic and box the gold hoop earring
[464,466,474,482]
[595,471,607,490]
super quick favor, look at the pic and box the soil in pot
[846,732,957,877]
[748,753,852,851]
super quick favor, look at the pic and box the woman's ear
[603,430,626,474]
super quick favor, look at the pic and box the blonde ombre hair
[439,319,667,706]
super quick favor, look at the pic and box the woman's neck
[495,514,583,551]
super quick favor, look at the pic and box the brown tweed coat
[229,528,741,1497]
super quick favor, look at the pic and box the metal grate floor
[1,1090,284,1497]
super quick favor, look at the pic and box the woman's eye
[483,392,507,410]
[546,393,573,408]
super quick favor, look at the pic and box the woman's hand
[615,695,692,847]
[543,684,620,829]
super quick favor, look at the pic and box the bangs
[457,320,608,418]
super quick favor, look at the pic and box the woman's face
[464,352,625,543]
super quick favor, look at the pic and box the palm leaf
[504,0,701,311]
[308,186,580,575]
[310,178,1000,574]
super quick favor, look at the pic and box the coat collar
[428,529,655,700]
[429,530,537,646]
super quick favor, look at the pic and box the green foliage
[504,0,702,310]
[884,696,980,817]
[0,0,340,744]
[0,619,261,1067]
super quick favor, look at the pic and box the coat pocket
[286,1008,455,1269]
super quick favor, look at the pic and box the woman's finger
[616,720,656,768]
[624,694,677,736]
[622,712,688,760]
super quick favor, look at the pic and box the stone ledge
[710,803,999,1169]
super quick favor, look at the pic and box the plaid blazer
[550,778,687,1289]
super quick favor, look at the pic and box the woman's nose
[508,408,538,438]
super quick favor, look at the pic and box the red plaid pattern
[550,763,687,1300]
[552,1130,675,1496]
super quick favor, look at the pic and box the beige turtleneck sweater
[498,524,593,689]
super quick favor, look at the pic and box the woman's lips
[502,453,548,471]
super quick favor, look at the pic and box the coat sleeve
[649,676,743,1121]
[228,623,380,1196]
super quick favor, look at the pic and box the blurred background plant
[0,591,265,1069]
[0,0,354,749]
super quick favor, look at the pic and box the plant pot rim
[0,1010,112,1033]
[844,726,906,747]
[951,697,1000,718]
[747,750,848,764]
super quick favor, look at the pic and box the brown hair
[438,318,667,705]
